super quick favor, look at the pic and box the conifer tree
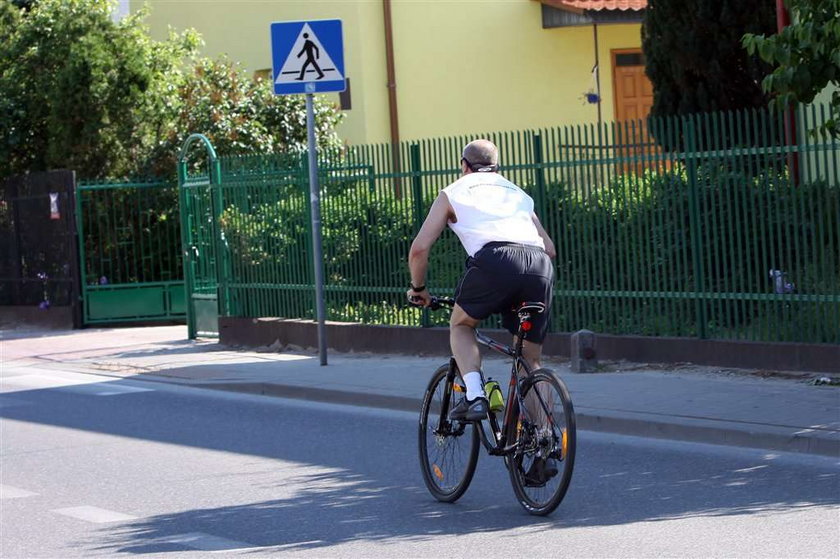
[642,0,777,148]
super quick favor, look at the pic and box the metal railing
[210,104,839,344]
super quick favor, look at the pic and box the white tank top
[441,172,545,257]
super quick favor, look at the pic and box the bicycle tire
[418,363,480,503]
[507,368,576,516]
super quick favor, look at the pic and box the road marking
[215,540,324,553]
[0,484,38,499]
[87,385,155,396]
[1,374,153,396]
[1,374,71,391]
[733,464,769,473]
[52,506,138,523]
[158,533,252,552]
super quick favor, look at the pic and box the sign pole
[271,18,345,367]
[306,93,328,366]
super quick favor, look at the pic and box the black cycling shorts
[454,241,554,344]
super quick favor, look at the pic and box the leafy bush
[220,178,418,290]
[157,58,344,178]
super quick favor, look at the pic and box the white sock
[462,371,485,401]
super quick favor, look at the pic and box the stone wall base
[219,317,840,374]
[0,306,75,330]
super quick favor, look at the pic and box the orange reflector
[453,384,464,392]
[433,464,444,481]
[522,321,532,331]
[561,428,568,459]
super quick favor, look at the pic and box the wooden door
[613,52,653,123]
[612,49,656,173]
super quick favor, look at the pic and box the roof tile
[557,0,647,10]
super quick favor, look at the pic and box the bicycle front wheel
[418,363,480,503]
[507,368,576,516]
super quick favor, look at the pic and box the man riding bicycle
[407,139,557,422]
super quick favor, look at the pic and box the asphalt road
[1,369,838,557]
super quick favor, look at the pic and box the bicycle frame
[421,296,555,457]
[472,329,534,456]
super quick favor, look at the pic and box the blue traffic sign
[271,19,345,95]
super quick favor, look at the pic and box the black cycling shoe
[449,397,489,421]
[523,457,559,487]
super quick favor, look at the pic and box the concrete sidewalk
[2,325,839,457]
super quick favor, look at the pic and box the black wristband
[410,283,426,292]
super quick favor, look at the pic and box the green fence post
[177,160,196,339]
[532,133,547,217]
[410,143,430,328]
[683,117,708,339]
[74,184,87,324]
[210,157,229,318]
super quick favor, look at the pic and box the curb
[572,407,840,458]
[191,380,840,458]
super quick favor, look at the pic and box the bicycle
[414,296,576,516]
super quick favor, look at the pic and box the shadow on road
[2,377,838,554]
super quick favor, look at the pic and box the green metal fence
[542,105,840,343]
[76,179,185,324]
[207,104,839,344]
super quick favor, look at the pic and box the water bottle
[484,378,505,412]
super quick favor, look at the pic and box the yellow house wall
[390,2,641,139]
[132,1,642,145]
[135,1,391,145]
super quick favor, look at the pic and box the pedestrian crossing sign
[271,19,346,95]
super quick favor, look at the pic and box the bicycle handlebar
[409,295,518,357]
[408,295,455,311]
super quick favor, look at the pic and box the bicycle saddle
[516,301,546,315]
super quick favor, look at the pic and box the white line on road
[157,532,252,552]
[213,540,324,553]
[90,385,155,396]
[52,506,138,523]
[1,374,153,396]
[0,484,38,499]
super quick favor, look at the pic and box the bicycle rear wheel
[507,368,576,516]
[418,363,480,503]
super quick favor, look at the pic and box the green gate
[76,179,185,324]
[178,134,226,338]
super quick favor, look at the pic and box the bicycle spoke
[418,364,479,502]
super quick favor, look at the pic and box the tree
[0,1,20,36]
[147,58,344,177]
[642,0,777,148]
[742,0,840,137]
[0,0,199,179]
[0,0,344,180]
